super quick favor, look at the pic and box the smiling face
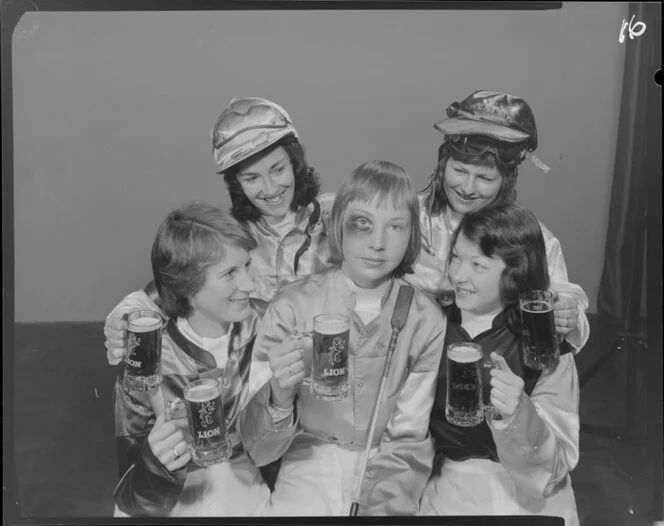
[236,146,295,225]
[187,246,256,338]
[449,232,507,317]
[443,158,503,216]
[340,198,411,289]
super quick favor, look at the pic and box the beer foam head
[184,379,220,402]
[447,343,483,363]
[314,314,349,335]
[128,316,162,333]
[521,300,553,313]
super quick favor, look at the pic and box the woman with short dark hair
[419,202,580,526]
[113,201,272,517]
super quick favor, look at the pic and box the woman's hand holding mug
[269,334,311,409]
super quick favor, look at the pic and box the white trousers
[172,453,271,517]
[113,505,129,517]
[418,458,579,526]
[265,434,374,517]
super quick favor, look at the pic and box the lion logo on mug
[328,336,345,367]
[126,333,140,357]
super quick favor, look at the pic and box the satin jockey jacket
[239,268,447,515]
[429,304,576,480]
[407,192,590,352]
[246,193,335,303]
[112,286,279,516]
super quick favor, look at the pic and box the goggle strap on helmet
[529,154,551,174]
[445,135,528,168]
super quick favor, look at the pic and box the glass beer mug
[309,314,351,401]
[124,309,164,391]
[519,290,560,370]
[183,378,232,467]
[445,342,484,427]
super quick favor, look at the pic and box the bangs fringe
[347,171,414,211]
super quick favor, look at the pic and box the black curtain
[596,3,662,521]
[597,2,661,330]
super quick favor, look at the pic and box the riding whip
[349,284,415,516]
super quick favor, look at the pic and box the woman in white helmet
[103,98,334,365]
[213,98,334,301]
[406,90,589,353]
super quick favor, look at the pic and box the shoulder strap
[293,199,321,275]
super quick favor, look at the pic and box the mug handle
[553,332,565,349]
[166,396,187,422]
[482,358,507,427]
[291,329,313,388]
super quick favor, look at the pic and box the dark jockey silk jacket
[429,304,574,476]
[112,298,280,516]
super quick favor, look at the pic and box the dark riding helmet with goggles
[434,90,538,168]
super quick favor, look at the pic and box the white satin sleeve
[238,300,300,467]
[541,224,590,353]
[490,353,580,498]
[105,289,162,365]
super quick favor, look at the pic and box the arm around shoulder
[106,289,162,324]
[540,223,590,352]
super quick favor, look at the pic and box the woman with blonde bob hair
[239,160,446,516]
[327,160,422,276]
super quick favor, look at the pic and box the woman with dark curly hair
[103,97,334,365]
[213,99,334,301]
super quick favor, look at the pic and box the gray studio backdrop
[13,4,626,322]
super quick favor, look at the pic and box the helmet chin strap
[292,199,321,275]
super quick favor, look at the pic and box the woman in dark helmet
[104,98,334,365]
[406,90,589,353]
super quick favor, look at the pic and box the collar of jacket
[165,301,263,371]
[445,303,509,332]
[251,201,318,239]
[417,192,438,256]
[333,268,397,312]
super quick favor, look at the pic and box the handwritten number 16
[619,15,646,43]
